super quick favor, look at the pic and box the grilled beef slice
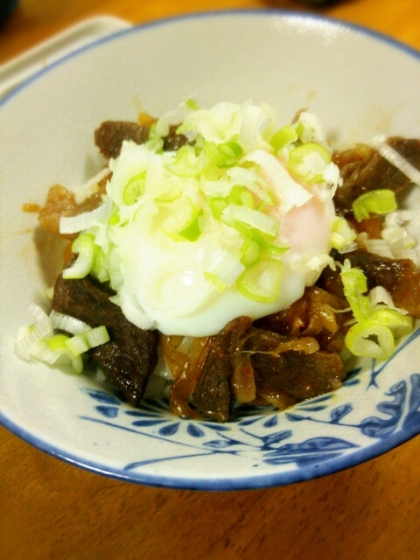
[191,317,252,422]
[246,329,345,401]
[52,274,158,406]
[94,121,150,159]
[191,316,344,420]
[333,137,420,215]
[331,248,420,318]
[94,121,189,160]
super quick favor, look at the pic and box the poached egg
[62,101,342,336]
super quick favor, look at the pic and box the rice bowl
[1,10,420,489]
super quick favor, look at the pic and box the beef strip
[330,248,420,318]
[38,184,107,236]
[191,317,252,422]
[246,329,345,401]
[163,125,189,151]
[254,286,348,353]
[333,137,420,215]
[94,121,150,159]
[191,315,344,420]
[94,121,189,160]
[52,273,158,406]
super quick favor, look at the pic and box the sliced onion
[372,136,420,186]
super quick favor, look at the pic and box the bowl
[1,10,420,490]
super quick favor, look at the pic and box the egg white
[111,189,335,336]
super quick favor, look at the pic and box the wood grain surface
[1,1,420,559]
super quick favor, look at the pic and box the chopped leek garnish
[185,97,199,111]
[270,125,298,152]
[352,189,397,222]
[226,185,254,208]
[330,216,357,251]
[237,258,283,303]
[63,233,96,279]
[166,145,208,178]
[287,142,331,183]
[203,271,227,292]
[341,263,414,360]
[204,140,244,168]
[123,172,146,205]
[345,321,395,360]
[240,238,261,266]
[341,265,370,322]
[159,197,200,237]
[33,335,84,375]
[221,204,280,237]
[15,305,110,374]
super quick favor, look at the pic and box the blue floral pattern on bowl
[75,328,420,487]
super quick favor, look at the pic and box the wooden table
[1,1,420,559]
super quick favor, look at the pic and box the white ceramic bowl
[1,10,420,490]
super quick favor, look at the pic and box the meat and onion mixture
[17,101,420,422]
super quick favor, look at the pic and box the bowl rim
[2,404,420,490]
[1,8,420,109]
[1,9,420,490]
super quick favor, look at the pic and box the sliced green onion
[330,216,357,251]
[221,204,279,237]
[166,145,208,178]
[62,233,95,279]
[203,140,244,169]
[65,326,109,356]
[201,245,245,289]
[32,334,84,374]
[340,265,370,322]
[49,311,90,335]
[147,123,164,153]
[341,263,414,360]
[203,271,227,292]
[185,97,199,111]
[154,181,183,203]
[237,258,283,303]
[294,121,305,139]
[368,308,413,338]
[226,166,274,204]
[226,185,254,208]
[345,321,395,360]
[122,172,146,205]
[216,141,244,168]
[270,125,298,152]
[287,142,331,183]
[252,231,289,255]
[352,189,397,222]
[242,149,312,212]
[206,196,227,219]
[90,247,110,283]
[106,245,124,290]
[65,334,90,356]
[159,197,200,236]
[240,238,261,266]
[179,210,203,242]
[85,325,110,348]
[47,333,71,351]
